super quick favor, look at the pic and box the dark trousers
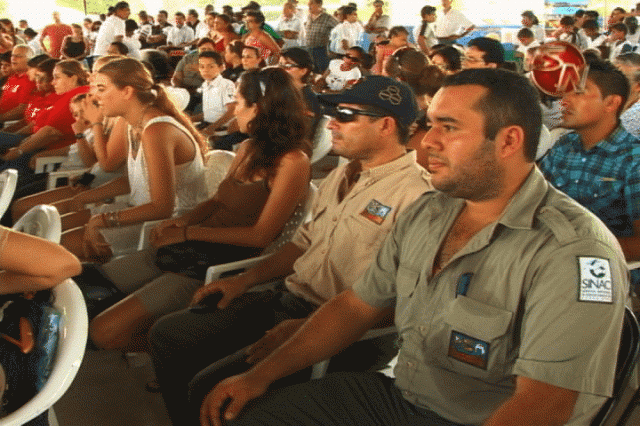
[309,46,330,73]
[187,332,398,425]
[149,284,317,424]
[227,372,465,426]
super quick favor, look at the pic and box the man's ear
[604,94,623,114]
[495,125,526,159]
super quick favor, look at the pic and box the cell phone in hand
[189,292,223,314]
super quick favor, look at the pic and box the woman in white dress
[60,57,208,262]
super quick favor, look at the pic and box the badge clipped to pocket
[448,331,489,370]
[360,199,391,225]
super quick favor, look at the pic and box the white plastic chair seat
[46,168,91,191]
[12,205,62,244]
[0,279,89,426]
[0,169,18,219]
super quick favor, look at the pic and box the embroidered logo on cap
[360,199,391,225]
[378,85,402,105]
[578,257,613,303]
[448,331,489,370]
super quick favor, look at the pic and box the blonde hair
[97,57,208,158]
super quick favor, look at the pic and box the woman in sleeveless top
[61,24,88,61]
[60,57,208,262]
[89,67,311,351]
[242,10,280,64]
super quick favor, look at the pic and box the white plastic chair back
[164,86,191,111]
[12,205,62,244]
[0,169,18,218]
[33,156,68,174]
[0,279,89,426]
[204,150,236,196]
[263,182,317,255]
[165,86,191,111]
[310,115,332,164]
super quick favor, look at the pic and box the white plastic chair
[0,279,89,426]
[12,205,62,244]
[165,86,191,111]
[0,169,18,219]
[136,150,237,252]
[205,182,318,283]
[33,156,68,174]
[310,115,332,165]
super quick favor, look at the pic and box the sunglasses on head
[280,62,301,69]
[327,106,387,123]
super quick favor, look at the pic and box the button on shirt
[538,126,640,238]
[353,168,627,425]
[286,151,431,306]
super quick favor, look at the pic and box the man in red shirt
[40,12,73,58]
[0,45,35,123]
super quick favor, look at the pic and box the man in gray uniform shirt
[200,69,628,426]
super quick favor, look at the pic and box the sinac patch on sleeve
[578,257,613,303]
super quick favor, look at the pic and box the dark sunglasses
[343,54,360,62]
[327,106,387,123]
[279,63,301,69]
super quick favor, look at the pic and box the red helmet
[531,41,586,97]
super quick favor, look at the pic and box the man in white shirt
[277,2,303,49]
[435,0,474,44]
[166,12,195,49]
[94,1,130,56]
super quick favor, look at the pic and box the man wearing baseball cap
[149,75,431,424]
[201,69,626,426]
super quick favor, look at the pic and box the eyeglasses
[279,62,300,69]
[327,106,387,123]
[343,54,360,63]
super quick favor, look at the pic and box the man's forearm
[249,290,388,383]
[0,104,27,122]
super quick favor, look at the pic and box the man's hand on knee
[200,372,270,426]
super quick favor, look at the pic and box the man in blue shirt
[539,58,640,290]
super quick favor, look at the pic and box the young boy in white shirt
[190,51,235,137]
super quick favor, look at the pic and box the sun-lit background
[0,0,639,37]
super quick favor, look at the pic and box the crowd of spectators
[0,1,640,426]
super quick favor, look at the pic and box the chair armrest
[137,219,163,251]
[46,168,90,190]
[205,254,272,283]
[34,156,68,174]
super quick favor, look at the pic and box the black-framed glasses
[327,106,387,123]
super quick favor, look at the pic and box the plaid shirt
[538,126,640,237]
[305,12,338,48]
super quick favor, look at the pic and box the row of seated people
[0,23,637,424]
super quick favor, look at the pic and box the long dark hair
[237,67,310,178]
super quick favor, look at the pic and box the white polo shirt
[200,74,235,124]
[167,25,195,46]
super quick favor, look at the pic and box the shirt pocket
[579,178,623,207]
[344,212,389,247]
[441,296,513,381]
[395,266,421,330]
